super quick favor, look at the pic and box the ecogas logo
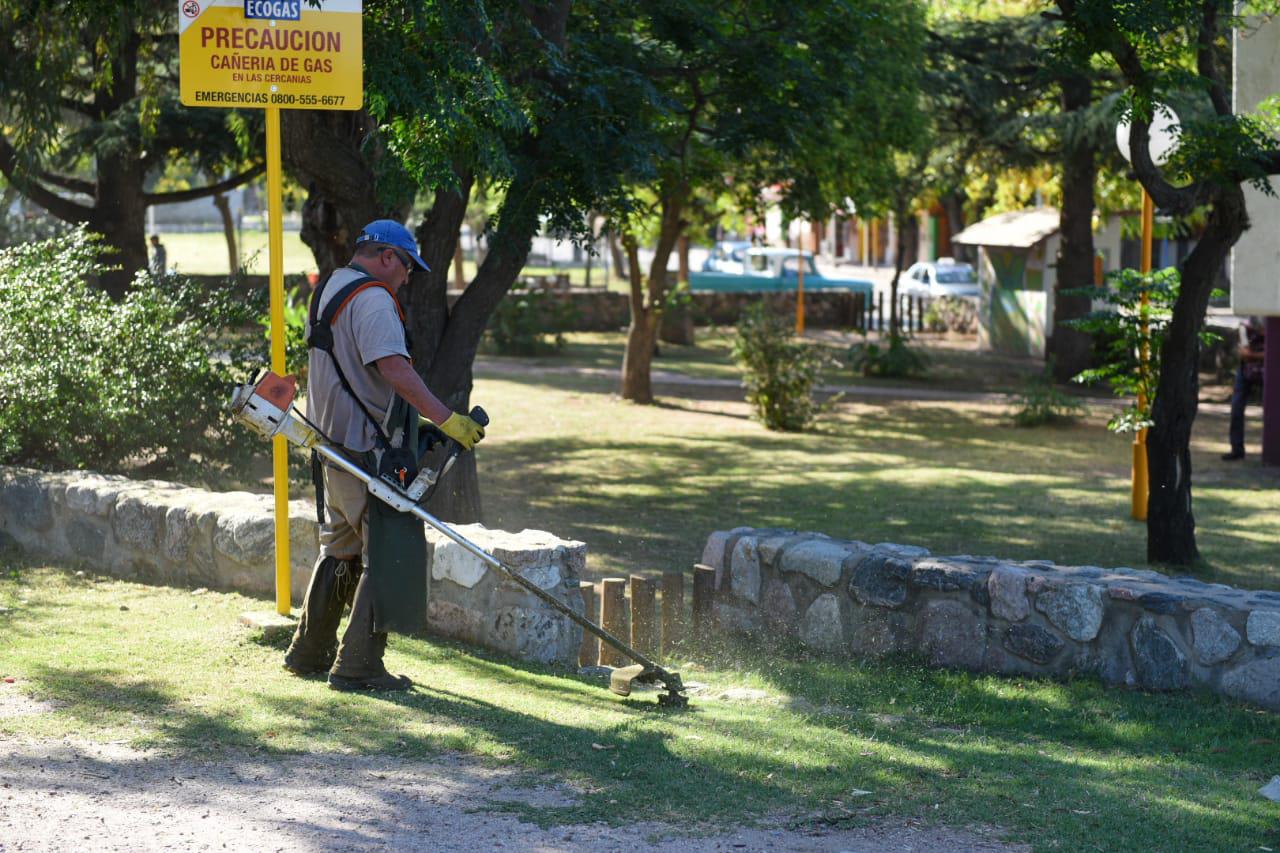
[243,0,302,20]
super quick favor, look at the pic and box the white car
[902,259,980,298]
[701,240,752,274]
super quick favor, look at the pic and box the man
[149,234,167,276]
[283,219,486,691]
[1223,315,1265,461]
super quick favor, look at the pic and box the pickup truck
[687,247,874,297]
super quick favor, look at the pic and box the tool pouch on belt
[365,395,427,635]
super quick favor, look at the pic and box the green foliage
[847,334,931,379]
[731,302,830,432]
[484,282,579,356]
[1011,362,1087,427]
[922,294,979,334]
[257,282,310,381]
[0,228,266,480]
[1067,267,1218,433]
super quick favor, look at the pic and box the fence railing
[848,292,933,334]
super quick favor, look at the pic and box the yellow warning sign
[179,0,362,110]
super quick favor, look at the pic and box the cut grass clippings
[1,565,1277,852]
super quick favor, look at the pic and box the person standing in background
[1223,316,1266,461]
[149,234,167,276]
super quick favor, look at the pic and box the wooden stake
[599,578,628,667]
[578,581,599,667]
[630,576,657,658]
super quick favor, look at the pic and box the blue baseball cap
[356,219,430,271]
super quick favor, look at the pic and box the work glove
[439,411,486,450]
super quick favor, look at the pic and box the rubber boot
[283,556,358,676]
[327,569,412,692]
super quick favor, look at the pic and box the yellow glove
[439,411,486,450]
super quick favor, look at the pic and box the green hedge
[0,229,267,483]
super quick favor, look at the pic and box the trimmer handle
[468,405,490,429]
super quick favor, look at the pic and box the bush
[0,228,267,482]
[922,295,979,334]
[1011,363,1087,427]
[257,280,311,382]
[484,281,579,355]
[846,334,930,378]
[731,302,830,431]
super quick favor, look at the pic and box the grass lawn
[1,565,1278,851]
[155,229,318,277]
[464,333,1278,592]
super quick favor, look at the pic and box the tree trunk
[90,153,148,298]
[622,185,687,402]
[281,109,407,280]
[887,209,910,339]
[1146,186,1247,565]
[608,230,628,281]
[620,236,657,403]
[453,241,466,290]
[1049,73,1097,382]
[212,192,238,274]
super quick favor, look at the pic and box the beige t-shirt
[306,265,411,452]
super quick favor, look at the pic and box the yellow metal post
[796,247,806,335]
[1132,189,1153,521]
[266,107,291,615]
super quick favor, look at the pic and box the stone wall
[701,527,1280,712]
[0,465,584,666]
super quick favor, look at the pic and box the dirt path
[0,733,1023,852]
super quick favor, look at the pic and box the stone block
[799,593,844,652]
[63,476,125,518]
[65,520,107,562]
[701,528,749,573]
[757,532,800,568]
[212,509,274,566]
[909,559,989,594]
[918,600,986,670]
[849,553,911,608]
[1138,592,1184,615]
[1190,608,1241,665]
[760,579,798,632]
[849,607,909,658]
[1035,582,1104,642]
[780,539,857,587]
[0,474,52,532]
[1219,658,1280,711]
[112,492,165,549]
[486,606,576,665]
[1131,616,1189,691]
[431,539,489,589]
[1003,623,1065,665]
[714,600,764,635]
[988,565,1030,622]
[427,599,485,644]
[1246,610,1280,647]
[729,536,762,604]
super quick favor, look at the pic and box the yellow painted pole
[1132,189,1153,521]
[795,246,806,335]
[266,106,291,615]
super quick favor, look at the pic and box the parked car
[689,247,874,296]
[901,258,980,298]
[701,240,753,274]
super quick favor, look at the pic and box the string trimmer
[229,371,688,708]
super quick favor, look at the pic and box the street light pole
[1133,188,1154,521]
[1116,104,1179,523]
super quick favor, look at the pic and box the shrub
[846,334,930,378]
[731,302,830,431]
[1066,267,1218,433]
[0,228,267,482]
[1011,363,1088,427]
[257,280,311,381]
[484,281,579,355]
[922,295,979,334]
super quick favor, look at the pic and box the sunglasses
[389,248,414,274]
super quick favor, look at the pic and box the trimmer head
[609,664,688,708]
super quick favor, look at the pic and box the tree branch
[38,171,95,195]
[0,135,93,223]
[1196,2,1231,116]
[142,163,264,204]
